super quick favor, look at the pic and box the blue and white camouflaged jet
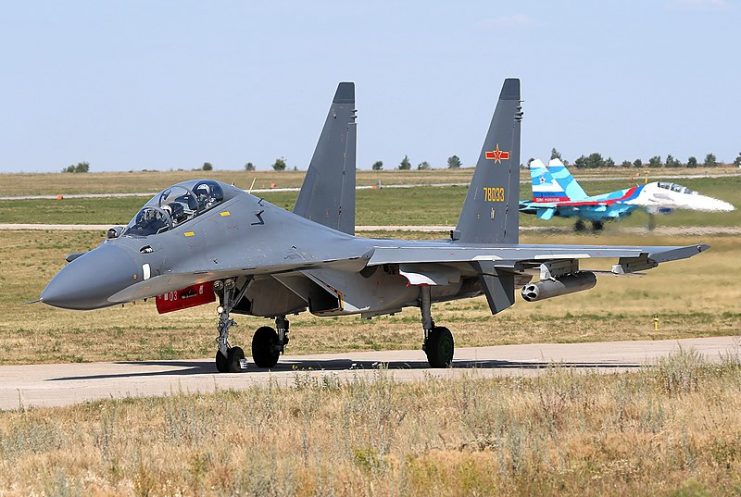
[520,159,735,231]
[40,80,709,371]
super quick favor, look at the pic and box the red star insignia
[484,145,510,163]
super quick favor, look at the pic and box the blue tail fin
[530,160,568,203]
[547,159,588,200]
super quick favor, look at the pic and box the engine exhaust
[521,271,597,302]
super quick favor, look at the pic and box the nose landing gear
[214,279,249,373]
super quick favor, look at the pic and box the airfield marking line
[2,172,739,200]
[0,336,736,410]
[2,223,740,236]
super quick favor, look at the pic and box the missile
[521,271,597,302]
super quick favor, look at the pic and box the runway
[0,336,736,410]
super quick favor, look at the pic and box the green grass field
[1,166,737,196]
[1,176,739,228]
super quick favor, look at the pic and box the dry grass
[0,350,738,496]
[0,230,738,365]
[1,166,738,196]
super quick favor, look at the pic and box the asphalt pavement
[1,336,736,410]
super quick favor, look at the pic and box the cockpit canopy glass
[656,182,696,195]
[123,180,230,237]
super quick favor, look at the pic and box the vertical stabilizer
[531,160,568,202]
[547,159,588,200]
[294,82,357,234]
[455,79,522,244]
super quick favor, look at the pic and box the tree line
[547,148,741,169]
[61,150,741,173]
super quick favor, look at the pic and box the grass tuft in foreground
[0,350,739,496]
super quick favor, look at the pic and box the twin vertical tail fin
[530,159,568,203]
[454,78,522,244]
[293,82,357,234]
[546,159,588,200]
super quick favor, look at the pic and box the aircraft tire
[252,326,280,368]
[226,346,245,373]
[574,220,586,232]
[215,350,229,373]
[425,326,454,368]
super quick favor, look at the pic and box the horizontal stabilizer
[536,207,556,220]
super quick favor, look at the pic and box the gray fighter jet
[41,79,708,371]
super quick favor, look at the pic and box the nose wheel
[214,279,249,373]
[215,346,245,373]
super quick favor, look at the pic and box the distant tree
[665,154,681,167]
[550,148,562,161]
[574,155,588,169]
[447,155,462,169]
[244,162,255,171]
[417,161,431,170]
[586,152,604,168]
[202,162,213,171]
[687,156,698,168]
[703,153,717,167]
[620,160,632,168]
[734,153,741,167]
[371,160,383,171]
[604,157,615,167]
[648,155,662,168]
[64,162,90,173]
[272,157,287,171]
[633,159,643,168]
[398,155,411,170]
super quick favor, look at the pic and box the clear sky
[1,0,739,172]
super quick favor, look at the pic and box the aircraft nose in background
[40,244,140,310]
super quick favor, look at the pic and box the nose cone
[694,195,736,212]
[41,244,141,310]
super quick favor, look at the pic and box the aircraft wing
[366,243,709,272]
[107,254,370,304]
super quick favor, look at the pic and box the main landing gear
[251,316,289,368]
[574,220,604,232]
[213,279,289,373]
[419,286,454,368]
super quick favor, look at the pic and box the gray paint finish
[293,82,357,235]
[40,79,708,328]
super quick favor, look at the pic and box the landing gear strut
[419,286,454,368]
[251,316,289,369]
[214,279,249,373]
